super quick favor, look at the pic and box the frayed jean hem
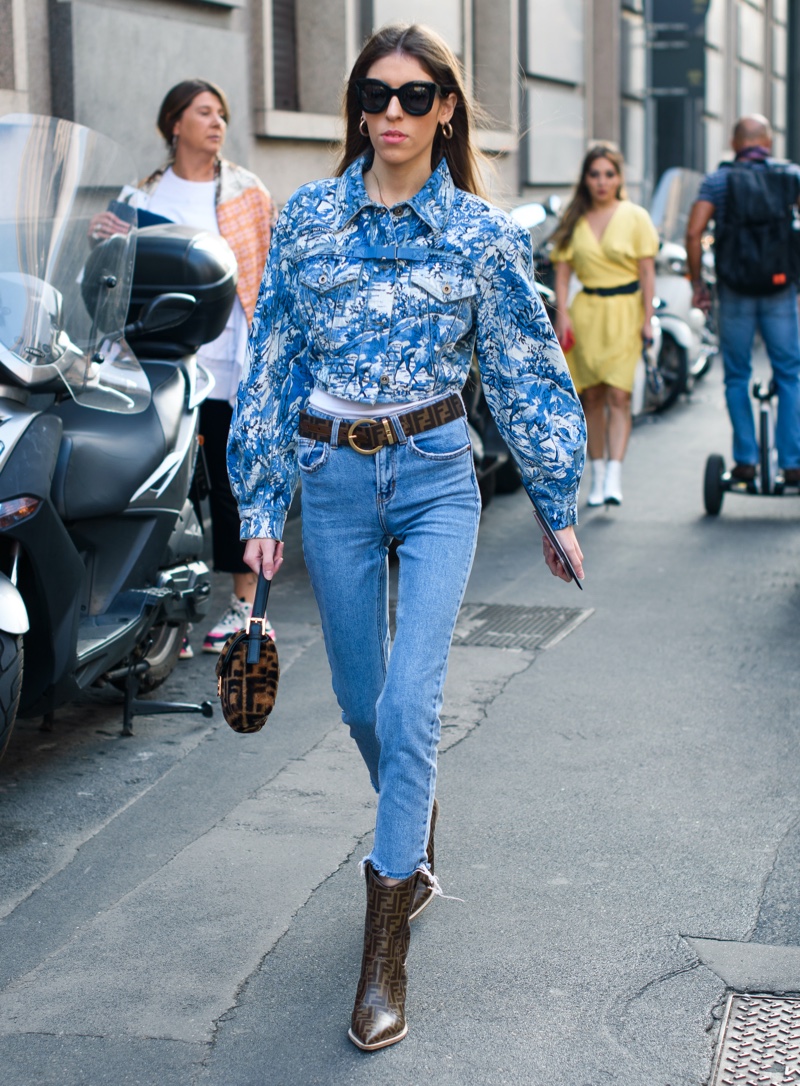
[361,854,431,881]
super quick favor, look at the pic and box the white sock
[587,459,606,504]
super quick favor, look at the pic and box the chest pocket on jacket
[409,263,476,351]
[297,257,363,354]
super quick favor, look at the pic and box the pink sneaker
[202,594,275,653]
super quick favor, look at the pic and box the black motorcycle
[0,114,238,760]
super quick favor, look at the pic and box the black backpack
[714,160,800,296]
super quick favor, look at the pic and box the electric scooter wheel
[704,453,726,516]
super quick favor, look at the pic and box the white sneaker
[587,459,606,507]
[603,460,623,505]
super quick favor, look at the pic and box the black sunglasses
[355,78,448,117]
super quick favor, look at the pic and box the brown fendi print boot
[409,798,439,922]
[348,863,423,1051]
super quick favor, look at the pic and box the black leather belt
[299,393,465,456]
[582,281,640,297]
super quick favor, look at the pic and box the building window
[273,0,299,111]
[526,0,584,85]
[0,0,14,91]
[525,83,585,187]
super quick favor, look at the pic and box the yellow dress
[551,201,659,393]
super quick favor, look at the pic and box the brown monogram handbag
[215,572,279,733]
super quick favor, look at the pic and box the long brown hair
[156,78,231,152]
[336,23,487,198]
[550,142,627,250]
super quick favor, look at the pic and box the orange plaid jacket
[135,159,276,325]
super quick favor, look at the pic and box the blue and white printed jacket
[228,155,586,539]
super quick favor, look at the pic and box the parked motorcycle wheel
[111,622,187,696]
[494,456,524,494]
[0,632,23,761]
[478,468,496,507]
[704,453,726,516]
[651,332,689,412]
[692,349,716,382]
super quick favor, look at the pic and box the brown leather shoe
[783,467,800,485]
[731,462,756,482]
[348,863,422,1051]
[409,798,438,922]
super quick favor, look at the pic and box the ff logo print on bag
[216,630,280,733]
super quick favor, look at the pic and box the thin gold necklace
[372,171,389,207]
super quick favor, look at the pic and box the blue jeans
[299,404,481,880]
[718,284,800,468]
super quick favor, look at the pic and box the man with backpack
[686,114,800,485]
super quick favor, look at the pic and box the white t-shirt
[146,167,247,404]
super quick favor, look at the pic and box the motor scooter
[0,114,238,760]
[650,168,718,400]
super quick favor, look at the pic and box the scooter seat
[49,361,186,521]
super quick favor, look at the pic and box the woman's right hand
[243,538,285,580]
[555,314,575,351]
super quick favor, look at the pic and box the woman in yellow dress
[551,142,658,506]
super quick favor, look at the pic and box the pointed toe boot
[348,863,422,1051]
[409,798,438,922]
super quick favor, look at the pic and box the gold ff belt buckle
[347,417,395,455]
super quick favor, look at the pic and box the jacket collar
[735,145,771,162]
[336,154,455,232]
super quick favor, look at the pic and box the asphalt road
[2,353,800,1085]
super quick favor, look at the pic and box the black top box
[127,224,239,359]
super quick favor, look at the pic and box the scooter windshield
[0,114,150,413]
[650,167,705,244]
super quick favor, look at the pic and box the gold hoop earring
[440,121,453,140]
[359,116,369,137]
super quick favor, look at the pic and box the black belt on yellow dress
[581,281,640,297]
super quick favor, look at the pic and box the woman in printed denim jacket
[228,23,586,1051]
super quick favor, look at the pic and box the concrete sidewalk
[2,356,800,1085]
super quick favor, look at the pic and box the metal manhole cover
[710,994,800,1085]
[451,603,593,651]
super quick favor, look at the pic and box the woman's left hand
[641,318,654,346]
[543,526,584,583]
[88,210,131,243]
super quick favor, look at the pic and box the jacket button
[380,375,391,386]
[319,274,328,284]
[392,206,403,216]
[442,284,452,295]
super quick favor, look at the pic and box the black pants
[199,399,248,575]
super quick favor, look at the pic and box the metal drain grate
[710,994,800,1085]
[450,603,592,651]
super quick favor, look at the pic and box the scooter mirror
[510,203,547,230]
[124,292,197,340]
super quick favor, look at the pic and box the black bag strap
[246,572,272,665]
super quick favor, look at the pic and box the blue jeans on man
[718,283,800,471]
